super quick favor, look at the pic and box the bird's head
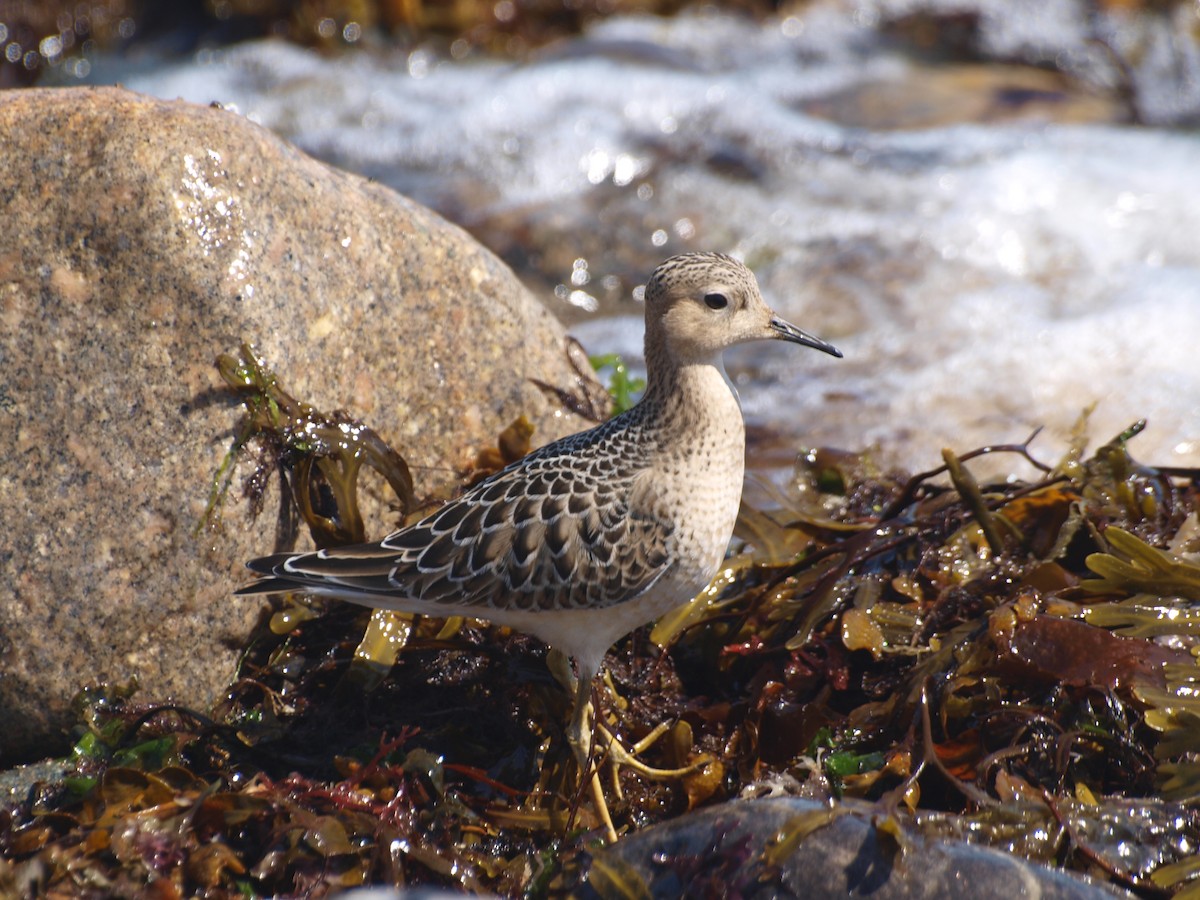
[643,252,842,364]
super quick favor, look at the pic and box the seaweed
[205,343,416,549]
[6,360,1200,896]
[588,353,647,415]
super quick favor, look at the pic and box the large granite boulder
[0,86,600,763]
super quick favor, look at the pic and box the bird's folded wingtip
[236,554,301,595]
[243,556,277,575]
[234,576,296,596]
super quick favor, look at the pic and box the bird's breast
[651,399,747,595]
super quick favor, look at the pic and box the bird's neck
[640,332,743,440]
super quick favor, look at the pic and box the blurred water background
[13,0,1200,477]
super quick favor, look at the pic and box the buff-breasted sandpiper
[237,251,842,840]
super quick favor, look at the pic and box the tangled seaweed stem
[877,427,1050,521]
[1037,785,1157,895]
[870,679,999,827]
[197,419,252,537]
[531,337,613,423]
[1111,419,1148,445]
[208,342,417,549]
[941,448,1007,557]
[916,681,993,807]
[782,529,913,651]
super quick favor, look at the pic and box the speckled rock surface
[584,798,1132,899]
[0,86,600,764]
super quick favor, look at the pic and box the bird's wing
[239,428,674,613]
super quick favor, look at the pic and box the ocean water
[82,5,1200,477]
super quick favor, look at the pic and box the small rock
[586,797,1131,899]
[799,63,1124,130]
[0,86,600,764]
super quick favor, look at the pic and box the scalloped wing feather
[239,415,674,613]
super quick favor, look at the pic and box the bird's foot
[549,649,703,843]
[592,719,706,799]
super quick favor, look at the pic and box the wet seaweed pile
[2,350,1199,897]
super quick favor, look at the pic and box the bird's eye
[703,292,729,310]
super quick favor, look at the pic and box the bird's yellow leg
[549,649,618,842]
[573,677,619,843]
[549,650,704,822]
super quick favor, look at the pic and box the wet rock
[585,798,1131,899]
[0,86,600,764]
[799,63,1123,130]
[0,760,71,808]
